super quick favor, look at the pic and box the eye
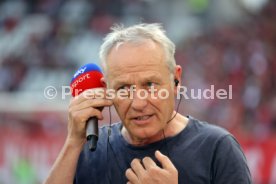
[117,85,129,91]
[146,81,159,88]
[116,85,131,99]
[146,82,155,87]
[117,84,134,92]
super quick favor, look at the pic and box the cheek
[151,89,175,107]
[150,94,175,120]
[113,99,130,119]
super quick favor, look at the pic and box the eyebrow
[112,73,162,88]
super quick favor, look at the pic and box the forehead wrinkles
[110,62,160,74]
[106,62,171,87]
[105,40,170,86]
[127,70,162,80]
[106,40,165,67]
[109,70,164,88]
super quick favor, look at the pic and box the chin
[130,126,162,142]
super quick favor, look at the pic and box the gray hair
[99,23,176,75]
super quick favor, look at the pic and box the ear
[100,77,107,88]
[174,65,182,94]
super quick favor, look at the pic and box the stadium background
[0,0,275,183]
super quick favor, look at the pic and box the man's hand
[125,150,178,184]
[67,88,113,146]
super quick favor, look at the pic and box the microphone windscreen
[70,63,104,97]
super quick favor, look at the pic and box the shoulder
[187,116,231,141]
[187,116,248,163]
[185,116,244,155]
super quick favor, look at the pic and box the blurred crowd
[178,1,276,138]
[0,0,121,91]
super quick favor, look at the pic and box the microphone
[70,63,104,151]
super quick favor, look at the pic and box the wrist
[65,136,86,150]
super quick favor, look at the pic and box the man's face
[105,40,176,142]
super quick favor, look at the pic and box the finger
[142,157,157,170]
[71,88,108,105]
[70,107,103,125]
[130,158,145,177]
[155,150,176,171]
[71,98,113,112]
[100,77,107,87]
[84,107,103,120]
[125,168,139,184]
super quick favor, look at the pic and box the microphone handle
[86,117,98,151]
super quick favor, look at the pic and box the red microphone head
[70,63,104,97]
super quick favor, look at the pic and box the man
[44,23,252,184]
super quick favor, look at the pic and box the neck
[121,112,189,146]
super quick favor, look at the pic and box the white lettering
[73,66,87,78]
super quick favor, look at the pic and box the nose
[131,89,148,111]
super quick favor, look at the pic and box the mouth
[131,114,154,125]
